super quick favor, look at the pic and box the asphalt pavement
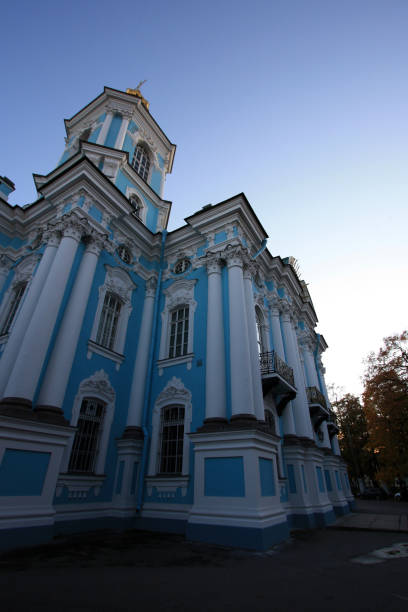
[1,500,408,612]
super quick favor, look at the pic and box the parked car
[361,487,388,500]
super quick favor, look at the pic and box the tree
[331,393,377,488]
[362,331,408,485]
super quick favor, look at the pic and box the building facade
[0,87,353,551]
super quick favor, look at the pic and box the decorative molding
[56,474,106,499]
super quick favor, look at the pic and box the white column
[280,304,313,439]
[301,334,320,388]
[96,111,114,145]
[37,232,105,409]
[0,231,60,398]
[114,116,130,150]
[3,216,86,403]
[126,277,157,430]
[205,256,227,421]
[226,247,254,418]
[331,435,341,456]
[321,421,332,449]
[243,265,264,421]
[269,296,285,359]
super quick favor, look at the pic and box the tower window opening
[132,143,150,181]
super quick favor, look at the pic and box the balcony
[259,351,296,411]
[306,386,329,431]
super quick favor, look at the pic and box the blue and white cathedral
[0,87,353,550]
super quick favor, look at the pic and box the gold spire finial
[126,80,149,110]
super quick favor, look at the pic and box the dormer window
[132,143,150,181]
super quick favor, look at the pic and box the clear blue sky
[1,0,407,396]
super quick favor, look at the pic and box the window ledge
[157,353,194,376]
[56,473,106,499]
[87,340,124,371]
[146,475,189,497]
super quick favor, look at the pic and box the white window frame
[0,253,38,339]
[61,369,116,476]
[131,142,151,182]
[88,265,136,370]
[126,189,147,225]
[158,279,197,374]
[147,377,192,482]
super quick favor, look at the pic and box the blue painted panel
[157,153,165,169]
[89,124,102,144]
[324,469,333,492]
[128,120,138,134]
[287,463,297,493]
[265,280,274,291]
[123,134,135,158]
[301,464,307,492]
[0,233,27,249]
[62,203,71,214]
[130,462,138,495]
[316,466,325,493]
[150,169,162,195]
[259,457,276,496]
[105,114,122,148]
[116,461,125,494]
[0,449,50,496]
[214,231,227,244]
[0,183,13,196]
[335,470,342,490]
[58,149,72,166]
[89,204,103,223]
[204,457,245,497]
[115,170,158,233]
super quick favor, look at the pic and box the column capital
[42,227,61,248]
[59,214,89,242]
[243,260,258,281]
[205,252,223,275]
[224,244,248,269]
[298,330,315,353]
[145,275,157,298]
[84,231,109,257]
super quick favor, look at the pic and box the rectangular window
[68,398,105,473]
[168,306,189,358]
[1,283,27,335]
[159,405,185,474]
[96,292,121,350]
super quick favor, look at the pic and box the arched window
[68,397,106,473]
[132,143,150,181]
[0,282,27,335]
[96,292,122,351]
[129,194,143,219]
[159,405,185,474]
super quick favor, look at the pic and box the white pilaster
[126,277,157,428]
[204,256,226,421]
[3,216,86,402]
[301,336,320,388]
[0,232,60,397]
[226,247,254,417]
[96,111,114,145]
[243,264,264,421]
[114,116,130,150]
[37,232,105,409]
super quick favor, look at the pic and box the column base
[121,426,144,440]
[283,434,316,448]
[34,404,69,426]
[229,413,258,429]
[0,397,34,419]
[196,418,228,433]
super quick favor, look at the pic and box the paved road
[1,501,408,611]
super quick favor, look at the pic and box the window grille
[255,308,264,355]
[131,144,150,181]
[130,195,142,218]
[117,245,131,264]
[96,292,122,350]
[169,306,189,358]
[0,283,27,335]
[174,258,190,274]
[159,405,185,474]
[68,398,105,473]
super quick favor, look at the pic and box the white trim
[88,264,136,367]
[148,377,193,477]
[158,278,197,361]
[60,370,115,476]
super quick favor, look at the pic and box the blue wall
[204,457,245,497]
[0,449,50,496]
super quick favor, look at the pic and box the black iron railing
[306,386,327,409]
[259,351,295,388]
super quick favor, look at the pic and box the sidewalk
[330,499,408,533]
